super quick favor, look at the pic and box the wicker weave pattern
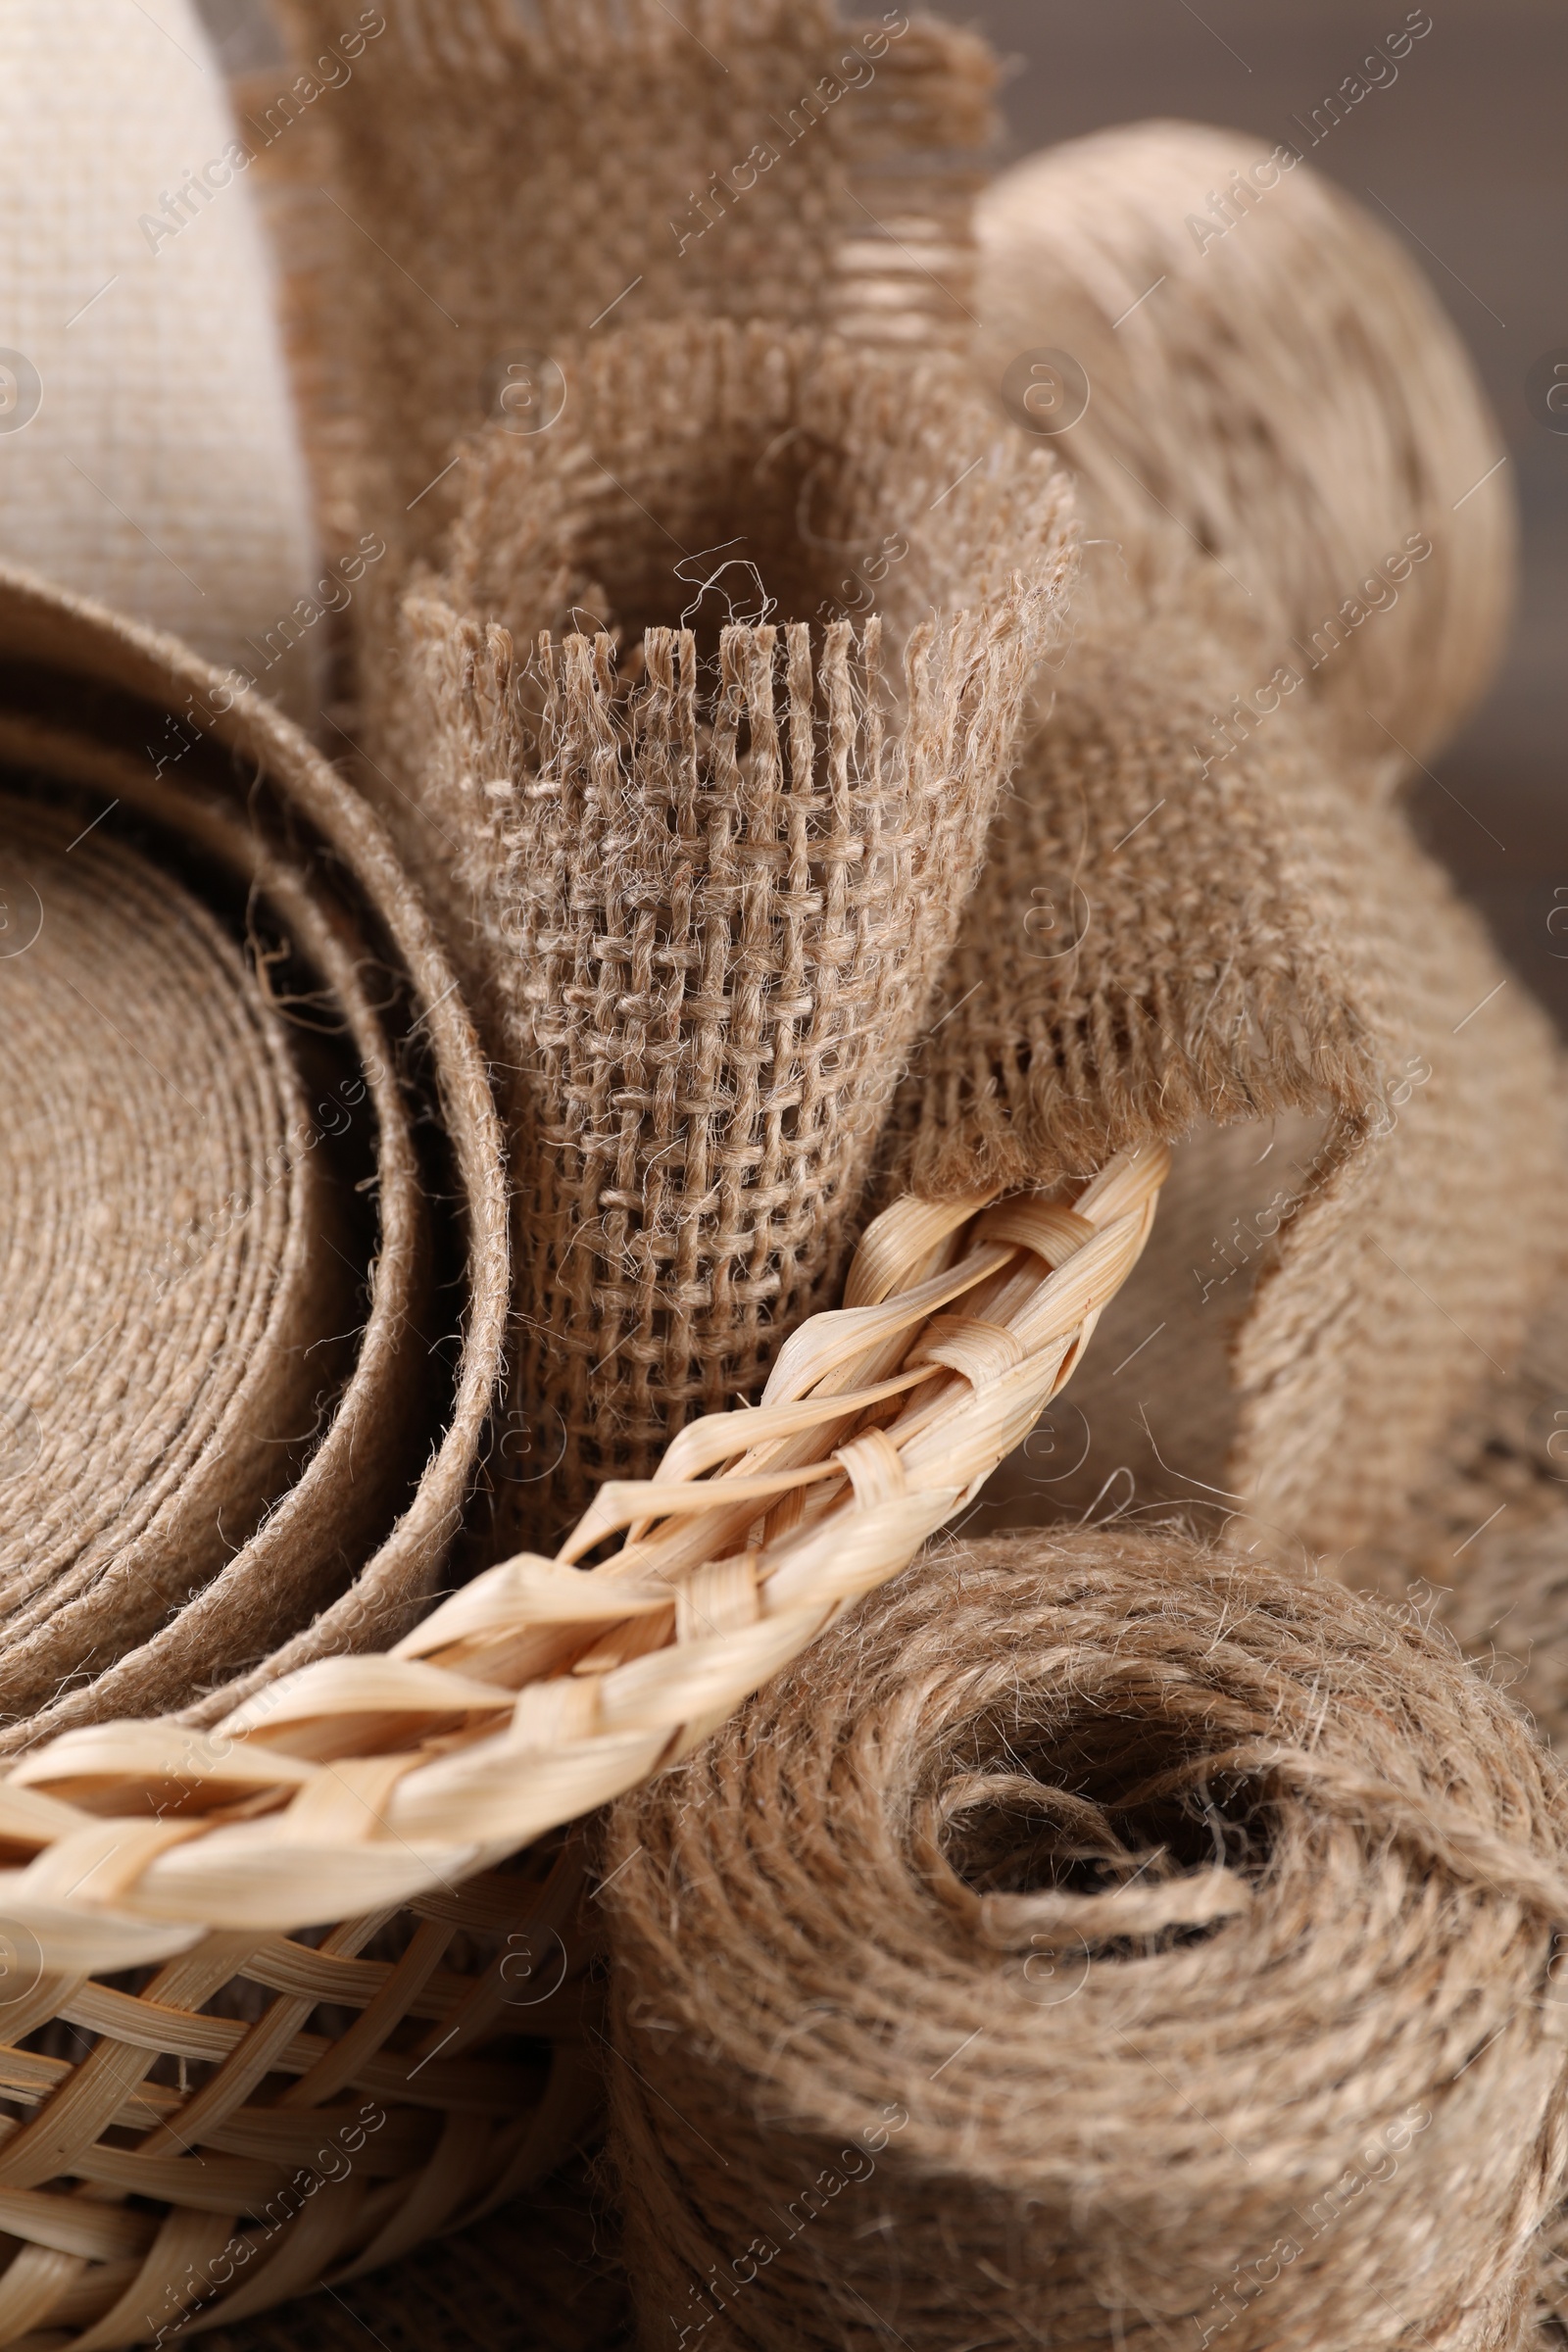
[0,1850,598,2350]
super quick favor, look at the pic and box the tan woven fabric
[889,567,1565,1561]
[268,0,995,575]
[878,119,1561,1564]
[385,319,1075,1533]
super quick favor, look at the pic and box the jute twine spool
[0,564,509,1736]
[603,1533,1568,2351]
[974,119,1513,765]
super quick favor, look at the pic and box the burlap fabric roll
[0,563,508,1740]
[603,1532,1568,2350]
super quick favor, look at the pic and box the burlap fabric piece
[0,564,509,1737]
[264,0,995,586]
[602,1531,1568,2351]
[387,318,1075,1534]
[881,121,1562,1565]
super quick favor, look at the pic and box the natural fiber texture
[0,793,352,1739]
[877,121,1564,1560]
[385,318,1075,1534]
[0,1142,1162,2341]
[0,1844,603,2352]
[884,573,1566,1560]
[603,1531,1568,2351]
[975,121,1514,764]
[268,0,995,574]
[0,563,509,1737]
[0,0,318,700]
[0,1140,1164,1956]
[1356,1276,1568,1755]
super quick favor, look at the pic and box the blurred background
[198,0,1568,1027]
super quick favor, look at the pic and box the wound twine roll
[974,119,1513,765]
[0,563,508,1740]
[603,1532,1568,2351]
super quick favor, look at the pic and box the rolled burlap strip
[603,1531,1568,2350]
[0,563,508,1738]
[387,318,1075,1534]
[0,792,356,1734]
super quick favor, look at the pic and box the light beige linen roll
[0,0,318,704]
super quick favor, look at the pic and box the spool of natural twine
[974,119,1513,765]
[604,1533,1568,2350]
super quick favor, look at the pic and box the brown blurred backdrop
[200,0,1568,1026]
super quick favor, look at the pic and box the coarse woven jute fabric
[384,318,1075,1537]
[876,118,1562,1562]
[602,1531,1568,2351]
[1356,1274,1568,1757]
[0,563,509,1740]
[0,0,318,706]
[248,0,1558,1568]
[266,0,995,584]
[880,564,1566,1563]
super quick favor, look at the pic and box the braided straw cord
[0,1142,1166,1969]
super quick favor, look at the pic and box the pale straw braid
[0,1144,1166,1970]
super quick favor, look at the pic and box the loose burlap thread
[604,1532,1568,2350]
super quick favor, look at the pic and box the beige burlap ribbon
[0,566,509,1744]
